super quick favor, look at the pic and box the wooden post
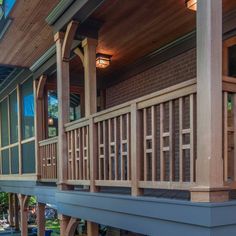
[131,104,143,196]
[58,214,70,236]
[82,38,98,192]
[14,194,19,231]
[82,38,98,117]
[18,194,29,236]
[87,221,99,236]
[191,0,229,202]
[37,202,45,236]
[54,32,71,189]
[8,193,14,227]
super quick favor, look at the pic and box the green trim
[45,0,74,26]
[30,44,56,72]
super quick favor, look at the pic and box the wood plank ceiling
[0,0,59,67]
[91,0,236,78]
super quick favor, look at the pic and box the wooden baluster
[143,109,147,181]
[179,98,183,182]
[114,117,118,180]
[103,121,107,180]
[223,92,228,182]
[108,119,112,180]
[151,106,156,181]
[160,104,164,181]
[126,113,130,180]
[98,122,102,180]
[169,101,173,182]
[190,94,195,183]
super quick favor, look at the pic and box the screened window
[0,98,9,147]
[9,90,18,143]
[11,146,19,174]
[22,141,35,174]
[2,149,9,174]
[21,79,35,140]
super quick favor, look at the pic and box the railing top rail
[64,78,196,127]
[64,117,90,132]
[39,136,58,146]
[223,76,236,93]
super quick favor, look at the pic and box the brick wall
[106,48,196,108]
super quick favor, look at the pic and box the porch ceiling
[92,0,236,79]
[0,0,59,68]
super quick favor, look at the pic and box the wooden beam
[36,75,47,100]
[191,0,228,202]
[62,21,79,61]
[87,221,99,236]
[58,214,70,236]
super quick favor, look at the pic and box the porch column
[87,221,99,236]
[191,0,229,202]
[82,38,98,117]
[37,202,46,236]
[82,38,99,195]
[18,194,29,236]
[58,214,70,236]
[8,193,14,227]
[14,194,19,231]
[54,32,71,189]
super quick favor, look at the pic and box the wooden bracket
[36,75,47,100]
[74,47,84,66]
[17,194,30,210]
[65,217,79,236]
[62,20,79,61]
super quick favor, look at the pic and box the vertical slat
[98,122,101,180]
[169,101,173,182]
[179,98,183,182]
[108,119,112,180]
[160,104,164,181]
[190,94,195,183]
[86,126,90,180]
[126,113,130,180]
[143,109,147,181]
[71,130,75,180]
[151,106,156,181]
[120,115,124,180]
[103,120,106,180]
[82,127,85,180]
[233,94,236,182]
[79,128,83,180]
[223,92,228,182]
[114,117,118,180]
[74,129,78,180]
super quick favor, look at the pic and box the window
[21,79,35,140]
[9,90,18,143]
[0,98,9,147]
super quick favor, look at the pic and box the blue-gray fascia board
[2,180,236,235]
[30,44,56,73]
[56,191,236,236]
[47,0,105,33]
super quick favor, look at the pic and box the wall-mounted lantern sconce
[96,53,112,69]
[186,0,197,11]
[48,117,54,126]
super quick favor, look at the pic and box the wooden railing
[38,137,58,181]
[223,76,236,187]
[62,79,197,191]
[64,118,90,185]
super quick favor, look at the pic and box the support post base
[190,187,229,202]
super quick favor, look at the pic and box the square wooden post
[37,202,46,236]
[82,38,99,234]
[191,0,229,202]
[54,32,71,189]
[8,193,14,227]
[18,194,29,236]
[14,194,19,231]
